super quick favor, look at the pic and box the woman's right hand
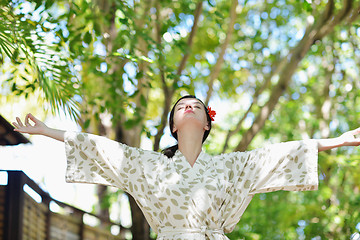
[13,113,65,142]
[13,113,48,135]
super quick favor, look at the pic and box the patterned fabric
[64,132,319,240]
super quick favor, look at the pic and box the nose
[185,105,193,110]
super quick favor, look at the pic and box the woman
[13,95,360,240]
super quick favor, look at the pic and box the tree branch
[233,1,357,151]
[318,65,334,138]
[153,0,171,151]
[316,0,353,38]
[123,0,153,148]
[234,74,292,151]
[153,1,204,151]
[321,0,334,24]
[345,3,360,23]
[205,0,238,106]
[177,1,203,76]
[222,46,291,152]
[222,75,271,152]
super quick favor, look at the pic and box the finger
[12,122,24,133]
[349,127,360,136]
[13,128,22,132]
[25,114,31,126]
[28,113,39,124]
[354,127,360,135]
[12,122,19,129]
[13,128,25,133]
[16,117,24,127]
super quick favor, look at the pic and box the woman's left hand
[318,127,360,152]
[338,127,360,147]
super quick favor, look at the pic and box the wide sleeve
[64,131,144,191]
[231,139,319,194]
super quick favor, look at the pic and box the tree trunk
[97,185,110,228]
[128,194,150,239]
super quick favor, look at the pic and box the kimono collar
[174,149,208,170]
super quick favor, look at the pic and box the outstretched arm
[13,113,65,142]
[317,128,360,152]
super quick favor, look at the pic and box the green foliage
[0,1,80,119]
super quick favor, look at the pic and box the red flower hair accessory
[207,106,216,121]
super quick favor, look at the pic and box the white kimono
[64,132,318,240]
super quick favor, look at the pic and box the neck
[177,128,204,167]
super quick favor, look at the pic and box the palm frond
[0,4,80,120]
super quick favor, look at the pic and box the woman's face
[172,98,210,134]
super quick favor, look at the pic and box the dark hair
[162,95,212,158]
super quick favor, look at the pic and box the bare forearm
[317,128,360,152]
[317,137,343,152]
[42,127,65,142]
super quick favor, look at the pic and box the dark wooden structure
[0,114,30,146]
[0,116,129,239]
[0,170,129,240]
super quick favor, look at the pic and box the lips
[184,109,194,114]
